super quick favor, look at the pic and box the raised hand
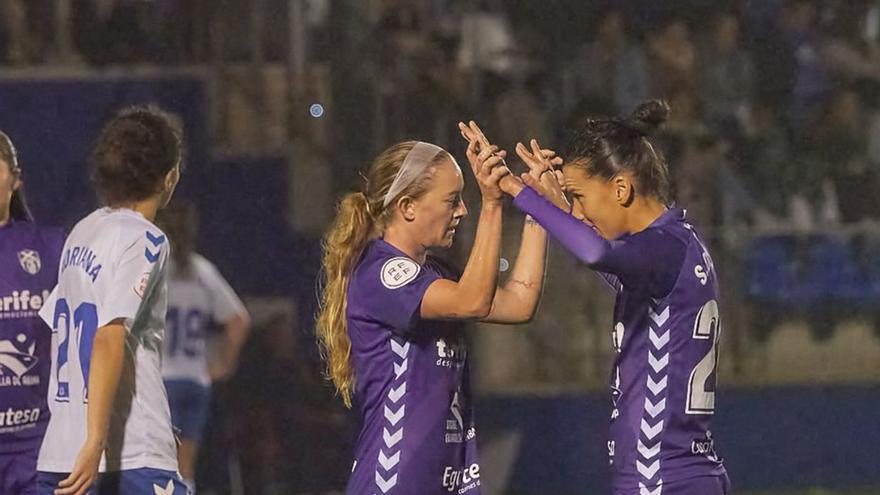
[516,139,563,181]
[458,120,513,203]
[515,138,569,211]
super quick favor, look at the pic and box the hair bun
[627,99,670,136]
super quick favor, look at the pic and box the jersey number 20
[52,298,99,403]
[686,299,719,415]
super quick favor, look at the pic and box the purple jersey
[602,209,726,492]
[0,220,64,453]
[345,239,480,495]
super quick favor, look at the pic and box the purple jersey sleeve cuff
[512,186,610,266]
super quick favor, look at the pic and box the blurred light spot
[499,258,510,272]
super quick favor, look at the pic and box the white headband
[383,141,447,208]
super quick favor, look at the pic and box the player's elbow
[517,310,537,324]
[461,298,493,320]
[229,312,251,332]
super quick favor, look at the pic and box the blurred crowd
[3,0,879,230]
[359,0,880,231]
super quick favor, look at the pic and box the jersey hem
[161,374,212,387]
[611,464,727,490]
[37,455,178,474]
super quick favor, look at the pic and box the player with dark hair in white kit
[37,106,188,495]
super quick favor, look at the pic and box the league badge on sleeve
[135,272,151,298]
[381,257,420,289]
[17,249,42,275]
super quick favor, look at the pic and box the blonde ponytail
[316,192,375,408]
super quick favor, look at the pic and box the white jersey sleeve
[197,256,246,323]
[101,230,168,328]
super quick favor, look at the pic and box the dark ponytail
[1,131,34,222]
[566,99,672,205]
[10,189,33,222]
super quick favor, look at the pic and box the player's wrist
[84,434,108,450]
[480,198,504,210]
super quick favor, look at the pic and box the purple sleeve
[513,187,684,295]
[368,261,442,335]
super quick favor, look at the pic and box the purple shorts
[0,449,39,495]
[614,474,732,495]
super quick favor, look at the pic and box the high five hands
[514,139,570,212]
[457,120,510,205]
[457,121,569,211]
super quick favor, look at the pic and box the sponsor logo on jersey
[607,440,616,465]
[61,245,103,282]
[0,333,39,385]
[442,463,481,493]
[380,257,420,289]
[436,338,465,368]
[0,407,41,434]
[17,249,42,275]
[445,391,465,443]
[0,289,50,320]
[691,430,720,462]
[610,364,622,420]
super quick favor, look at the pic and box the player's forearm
[505,217,548,310]
[456,202,503,317]
[513,186,611,266]
[484,217,547,323]
[85,323,126,448]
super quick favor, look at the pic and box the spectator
[810,89,878,222]
[571,10,651,114]
[748,0,831,130]
[490,59,552,152]
[699,11,755,129]
[783,0,830,128]
[656,89,720,228]
[647,16,698,97]
[820,3,880,84]
[0,0,36,65]
[738,101,797,221]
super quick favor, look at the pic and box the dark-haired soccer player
[37,107,187,495]
[504,100,731,495]
[0,131,64,495]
